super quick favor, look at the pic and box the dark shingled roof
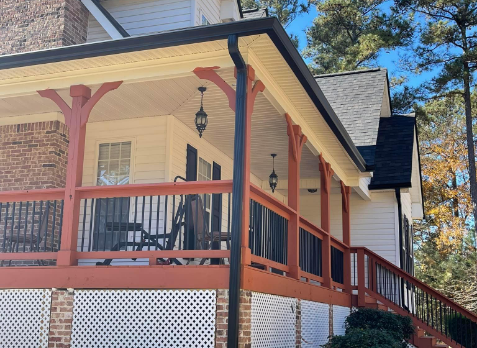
[315,69,388,148]
[369,115,416,189]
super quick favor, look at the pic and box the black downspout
[395,188,403,269]
[395,188,405,308]
[227,34,248,348]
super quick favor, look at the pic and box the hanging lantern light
[269,154,278,193]
[195,86,208,138]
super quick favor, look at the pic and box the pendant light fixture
[195,86,208,138]
[269,154,278,193]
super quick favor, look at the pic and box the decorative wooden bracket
[37,81,122,266]
[319,154,334,194]
[340,180,351,214]
[285,113,307,162]
[193,66,265,114]
[38,81,123,127]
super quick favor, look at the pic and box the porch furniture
[1,209,50,267]
[96,194,187,266]
[189,194,230,265]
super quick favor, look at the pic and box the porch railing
[248,184,348,290]
[0,189,65,265]
[353,247,477,348]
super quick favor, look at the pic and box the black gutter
[369,182,412,190]
[0,17,367,172]
[90,0,130,37]
[227,34,247,348]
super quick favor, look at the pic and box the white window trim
[93,137,136,187]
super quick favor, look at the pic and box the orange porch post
[193,66,264,266]
[285,114,307,279]
[38,82,122,266]
[319,154,333,288]
[341,181,352,294]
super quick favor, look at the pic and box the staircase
[353,247,477,348]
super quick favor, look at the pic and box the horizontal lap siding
[300,191,398,265]
[87,0,192,42]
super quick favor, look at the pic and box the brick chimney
[0,0,89,56]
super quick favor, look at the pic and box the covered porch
[0,21,370,302]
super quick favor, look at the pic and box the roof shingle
[315,69,388,148]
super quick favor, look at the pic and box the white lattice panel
[71,289,216,348]
[0,289,51,348]
[251,292,296,348]
[332,305,350,336]
[301,300,329,347]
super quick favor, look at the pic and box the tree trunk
[462,62,477,231]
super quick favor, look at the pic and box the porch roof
[0,17,367,177]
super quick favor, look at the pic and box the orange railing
[353,247,477,348]
[248,183,350,292]
[0,181,234,266]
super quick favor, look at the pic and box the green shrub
[447,313,477,347]
[323,308,415,348]
[322,328,403,348]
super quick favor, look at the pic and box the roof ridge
[314,68,384,78]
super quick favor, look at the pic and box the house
[0,1,473,348]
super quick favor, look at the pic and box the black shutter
[185,144,198,250]
[211,162,222,232]
[211,162,222,264]
[186,144,198,182]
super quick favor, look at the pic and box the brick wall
[215,289,253,348]
[48,289,74,348]
[0,121,69,191]
[0,0,89,55]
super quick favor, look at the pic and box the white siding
[87,0,192,42]
[300,191,399,265]
[401,191,412,222]
[195,0,221,25]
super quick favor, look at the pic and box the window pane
[120,159,130,176]
[121,142,131,159]
[97,141,131,186]
[98,144,110,161]
[109,160,120,176]
[110,143,121,160]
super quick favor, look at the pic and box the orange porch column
[38,82,122,266]
[319,154,333,288]
[341,181,352,294]
[285,114,307,280]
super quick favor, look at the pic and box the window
[93,141,132,251]
[198,157,212,210]
[201,13,210,25]
[97,142,131,186]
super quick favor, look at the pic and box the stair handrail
[352,246,477,324]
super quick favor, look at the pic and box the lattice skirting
[0,289,51,348]
[301,300,330,347]
[251,292,297,348]
[332,305,350,336]
[71,289,216,348]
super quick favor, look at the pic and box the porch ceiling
[0,21,366,185]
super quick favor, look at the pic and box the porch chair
[1,207,50,267]
[96,194,187,266]
[189,194,230,265]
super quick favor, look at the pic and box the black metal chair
[96,194,187,266]
[1,208,50,267]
